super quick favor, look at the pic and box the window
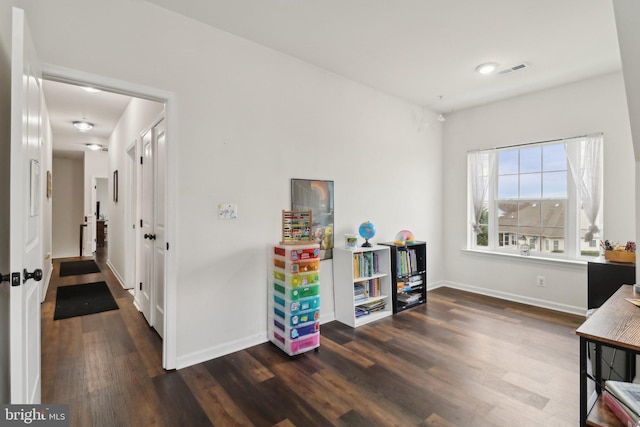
[468,134,603,260]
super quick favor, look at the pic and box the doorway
[41,67,176,370]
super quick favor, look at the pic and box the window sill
[461,248,590,269]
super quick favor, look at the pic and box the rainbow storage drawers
[269,243,320,356]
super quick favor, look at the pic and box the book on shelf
[352,252,379,278]
[354,278,382,300]
[396,248,420,277]
[355,300,386,317]
[604,389,640,426]
[397,291,422,305]
[605,381,640,425]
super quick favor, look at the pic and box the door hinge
[140,219,143,228]
[140,156,143,165]
[166,242,169,250]
[139,282,142,291]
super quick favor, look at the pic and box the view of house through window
[469,134,603,260]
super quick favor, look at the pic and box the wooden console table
[576,285,640,426]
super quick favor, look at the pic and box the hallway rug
[59,260,101,277]
[54,281,119,320]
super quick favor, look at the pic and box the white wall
[7,0,444,366]
[83,150,108,215]
[41,97,53,292]
[52,157,85,258]
[443,72,635,313]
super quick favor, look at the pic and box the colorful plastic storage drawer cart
[268,243,320,355]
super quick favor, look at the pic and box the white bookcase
[333,245,392,327]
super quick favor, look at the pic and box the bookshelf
[380,241,427,313]
[333,245,392,327]
[268,243,321,356]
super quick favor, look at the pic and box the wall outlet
[536,276,546,287]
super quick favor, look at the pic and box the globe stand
[361,239,372,248]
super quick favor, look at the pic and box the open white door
[152,119,166,338]
[9,7,43,404]
[138,129,153,324]
[139,119,165,338]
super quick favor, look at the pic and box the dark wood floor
[42,249,584,426]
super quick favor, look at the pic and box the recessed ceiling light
[82,86,101,93]
[85,144,102,151]
[73,120,94,132]
[476,62,499,75]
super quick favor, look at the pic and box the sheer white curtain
[468,149,495,234]
[565,133,603,241]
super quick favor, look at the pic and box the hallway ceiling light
[73,120,94,132]
[82,86,102,93]
[476,62,498,75]
[85,144,102,151]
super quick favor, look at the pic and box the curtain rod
[467,132,603,153]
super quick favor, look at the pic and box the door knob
[23,268,43,283]
[144,233,150,239]
[0,272,9,283]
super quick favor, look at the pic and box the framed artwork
[291,179,334,260]
[113,170,118,202]
[46,170,52,198]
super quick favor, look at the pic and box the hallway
[41,247,173,426]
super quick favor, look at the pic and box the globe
[358,221,376,247]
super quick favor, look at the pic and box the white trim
[319,311,335,324]
[176,333,268,370]
[431,280,586,316]
[40,262,53,304]
[461,248,588,269]
[41,63,178,370]
[107,259,130,290]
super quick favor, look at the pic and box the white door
[152,119,166,338]
[139,130,153,324]
[9,7,43,404]
[139,118,166,338]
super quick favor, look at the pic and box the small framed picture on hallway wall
[113,170,118,203]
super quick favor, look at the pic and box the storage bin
[273,270,319,287]
[273,306,320,326]
[270,331,320,355]
[274,244,320,261]
[273,282,320,300]
[272,293,320,314]
[273,258,320,274]
[272,316,320,339]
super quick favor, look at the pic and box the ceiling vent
[498,63,529,75]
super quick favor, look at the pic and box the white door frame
[41,64,178,370]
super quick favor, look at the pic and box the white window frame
[468,136,603,262]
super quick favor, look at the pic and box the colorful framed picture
[113,170,118,202]
[291,179,334,260]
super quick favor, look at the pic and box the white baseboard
[176,311,335,370]
[106,259,132,289]
[434,280,586,316]
[176,333,268,370]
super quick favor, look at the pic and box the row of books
[355,300,386,317]
[352,252,379,279]
[396,248,420,277]
[397,275,423,293]
[603,380,640,426]
[354,278,381,301]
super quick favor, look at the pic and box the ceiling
[145,0,622,113]
[43,1,623,157]
[43,80,132,159]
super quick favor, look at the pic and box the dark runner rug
[59,260,101,277]
[54,281,119,320]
